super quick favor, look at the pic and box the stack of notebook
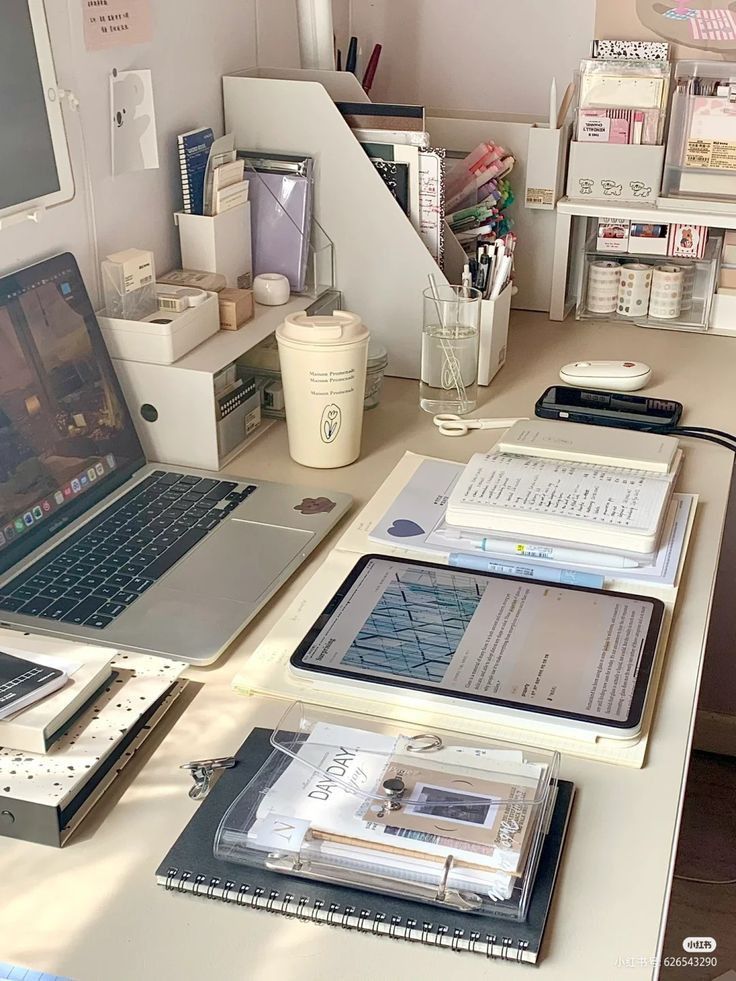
[446,420,682,555]
[0,630,186,845]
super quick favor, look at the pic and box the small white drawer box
[566,143,665,204]
[98,293,220,365]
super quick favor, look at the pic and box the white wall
[342,0,595,115]
[0,0,257,306]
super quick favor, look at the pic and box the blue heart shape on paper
[388,519,425,538]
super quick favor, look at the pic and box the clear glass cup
[420,285,481,414]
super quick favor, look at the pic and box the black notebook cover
[0,650,65,716]
[156,728,574,964]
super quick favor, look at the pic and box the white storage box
[175,203,253,290]
[566,143,665,204]
[98,293,220,365]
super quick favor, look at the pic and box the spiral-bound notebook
[156,729,574,964]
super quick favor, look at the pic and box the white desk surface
[0,313,733,981]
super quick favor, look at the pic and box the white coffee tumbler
[276,311,370,468]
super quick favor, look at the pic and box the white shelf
[558,195,736,228]
[173,293,324,374]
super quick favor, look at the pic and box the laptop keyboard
[0,471,257,630]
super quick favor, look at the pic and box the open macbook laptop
[0,253,351,664]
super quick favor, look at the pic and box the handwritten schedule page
[454,453,674,533]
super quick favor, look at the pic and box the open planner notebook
[445,450,681,554]
[233,452,697,769]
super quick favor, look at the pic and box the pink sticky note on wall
[83,0,153,51]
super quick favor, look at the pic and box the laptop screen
[0,253,145,576]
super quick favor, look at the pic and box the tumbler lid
[277,310,369,346]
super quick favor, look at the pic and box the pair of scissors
[433,414,527,437]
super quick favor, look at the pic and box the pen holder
[478,285,512,386]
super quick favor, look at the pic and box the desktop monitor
[0,0,75,224]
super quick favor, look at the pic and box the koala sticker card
[110,69,159,175]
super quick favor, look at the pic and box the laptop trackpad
[162,521,314,602]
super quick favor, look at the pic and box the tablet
[289,555,665,739]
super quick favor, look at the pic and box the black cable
[641,425,736,453]
[669,425,736,445]
[666,429,736,453]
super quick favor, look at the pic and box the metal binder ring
[206,877,219,899]
[436,854,454,903]
[406,733,443,753]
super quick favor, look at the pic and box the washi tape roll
[617,263,652,318]
[587,260,621,314]
[650,264,684,320]
[679,263,695,312]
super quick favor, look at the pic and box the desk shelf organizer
[575,222,721,332]
[222,68,559,382]
[110,289,341,472]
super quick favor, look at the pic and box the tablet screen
[292,556,664,730]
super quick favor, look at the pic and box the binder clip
[181,757,236,800]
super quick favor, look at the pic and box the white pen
[549,76,558,130]
[437,531,643,569]
[490,254,513,299]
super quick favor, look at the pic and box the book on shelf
[177,127,214,215]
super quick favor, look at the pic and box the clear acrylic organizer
[213,702,560,923]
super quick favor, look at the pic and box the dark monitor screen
[0,2,60,210]
[0,253,144,575]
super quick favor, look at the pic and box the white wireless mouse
[559,360,652,392]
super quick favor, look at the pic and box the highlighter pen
[448,552,605,589]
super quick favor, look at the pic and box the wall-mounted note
[83,0,153,51]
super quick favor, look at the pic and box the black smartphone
[535,385,683,431]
